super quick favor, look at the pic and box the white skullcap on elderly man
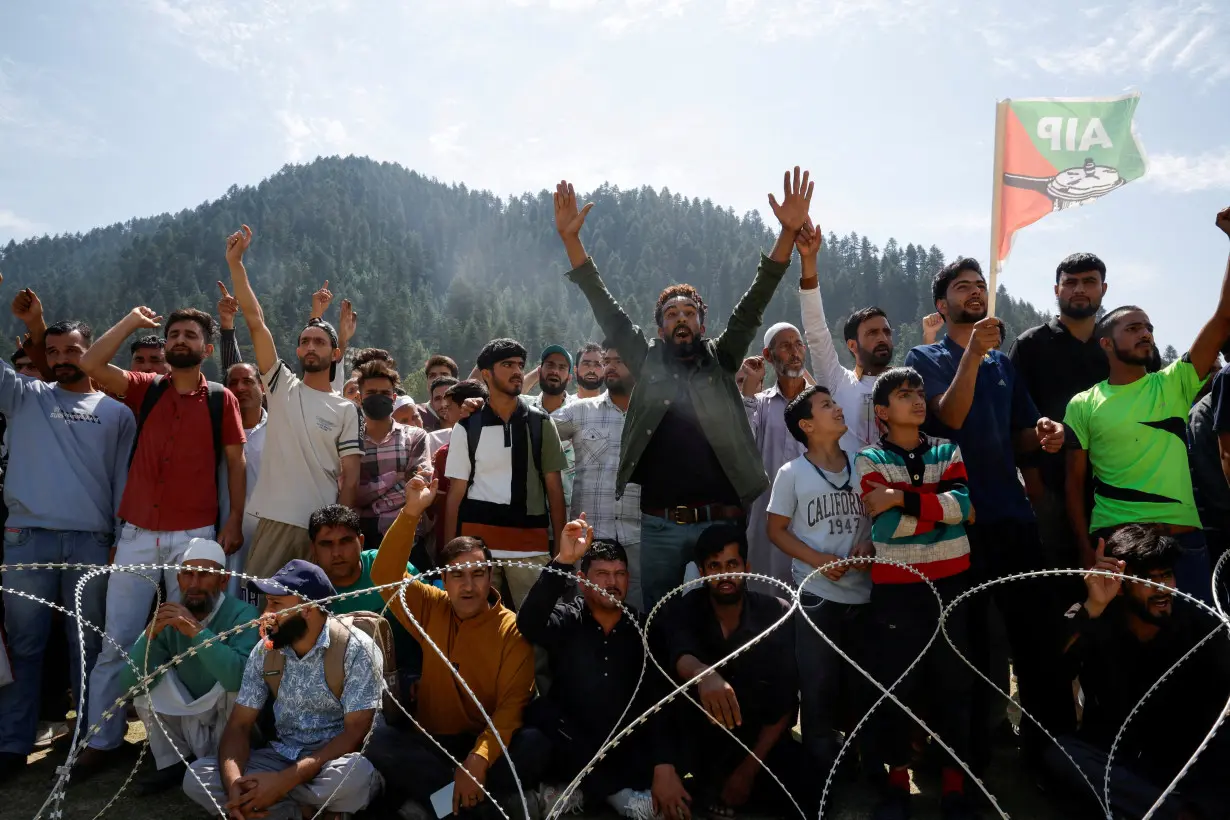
[763,322,800,350]
[182,538,227,569]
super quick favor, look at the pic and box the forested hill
[1,156,1049,398]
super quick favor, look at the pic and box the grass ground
[8,718,1083,819]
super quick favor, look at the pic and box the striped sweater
[853,434,972,584]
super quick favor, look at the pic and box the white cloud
[277,110,350,161]
[1146,147,1230,193]
[1032,3,1227,82]
[0,208,48,239]
[428,123,468,158]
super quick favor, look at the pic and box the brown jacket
[371,511,535,763]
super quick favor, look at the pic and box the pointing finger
[217,281,231,297]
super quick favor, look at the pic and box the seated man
[659,524,802,819]
[183,560,384,820]
[366,476,549,818]
[517,521,689,820]
[1049,525,1230,819]
[307,503,424,615]
[121,539,259,795]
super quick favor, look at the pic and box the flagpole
[988,99,1008,318]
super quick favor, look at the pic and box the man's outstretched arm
[225,225,278,376]
[554,181,648,373]
[715,167,812,371]
[80,307,163,396]
[1188,206,1230,377]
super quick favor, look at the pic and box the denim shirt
[236,622,383,760]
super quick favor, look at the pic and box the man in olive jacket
[551,170,814,608]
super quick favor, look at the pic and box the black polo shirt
[660,587,798,729]
[1008,317,1109,492]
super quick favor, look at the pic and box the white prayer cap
[393,395,416,412]
[763,322,800,350]
[182,538,227,569]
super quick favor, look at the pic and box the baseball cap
[248,559,337,607]
[540,345,573,372]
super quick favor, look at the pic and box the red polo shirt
[118,370,246,532]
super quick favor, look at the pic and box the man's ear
[846,339,858,358]
[204,343,215,358]
[332,347,342,363]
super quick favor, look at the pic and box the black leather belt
[643,504,745,525]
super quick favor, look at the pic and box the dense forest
[1,156,1049,398]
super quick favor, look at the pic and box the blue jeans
[0,527,111,754]
[639,513,736,612]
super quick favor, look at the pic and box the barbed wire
[2,551,1228,820]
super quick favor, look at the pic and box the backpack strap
[324,617,351,701]
[263,647,285,699]
[525,403,546,494]
[206,382,226,471]
[127,376,172,470]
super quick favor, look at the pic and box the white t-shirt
[766,454,872,604]
[800,287,881,456]
[247,361,362,529]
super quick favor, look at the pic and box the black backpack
[458,400,548,534]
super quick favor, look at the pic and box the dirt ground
[8,718,1084,820]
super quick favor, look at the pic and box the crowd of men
[0,173,1228,820]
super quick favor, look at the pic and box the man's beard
[1059,296,1099,320]
[53,364,87,385]
[772,353,804,380]
[497,380,522,397]
[183,590,219,619]
[1123,593,1173,627]
[165,348,205,368]
[668,335,703,359]
[949,305,987,324]
[1113,342,1155,367]
[576,372,604,391]
[858,343,894,370]
[709,580,745,606]
[300,356,331,374]
[605,374,629,395]
[268,613,310,649]
[540,379,567,397]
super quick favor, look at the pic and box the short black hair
[425,354,458,377]
[784,385,832,445]
[843,307,889,343]
[575,342,603,363]
[308,504,361,542]
[355,359,400,389]
[476,338,527,372]
[932,257,984,305]
[130,335,165,355]
[445,379,488,403]
[581,539,629,573]
[1094,305,1145,343]
[693,524,748,567]
[11,347,30,366]
[872,366,924,407]
[352,348,396,370]
[430,376,459,395]
[44,320,93,346]
[165,308,217,345]
[1055,252,1107,284]
[441,536,492,566]
[1105,524,1181,577]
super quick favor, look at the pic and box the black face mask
[362,394,395,421]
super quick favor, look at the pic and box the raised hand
[311,280,333,319]
[1084,538,1125,616]
[557,513,595,565]
[225,224,253,266]
[794,217,823,259]
[737,356,765,397]
[768,166,814,234]
[217,281,239,329]
[403,474,439,517]
[11,287,43,326]
[127,306,163,330]
[339,298,357,344]
[554,181,594,239]
[922,312,944,344]
[968,316,1003,358]
[1217,205,1230,238]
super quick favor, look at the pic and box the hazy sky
[2,0,1228,347]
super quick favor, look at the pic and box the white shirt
[766,454,872,603]
[800,287,880,457]
[247,361,362,529]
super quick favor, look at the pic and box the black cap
[248,559,337,607]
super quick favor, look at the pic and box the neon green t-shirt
[333,550,416,615]
[1065,359,1206,531]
